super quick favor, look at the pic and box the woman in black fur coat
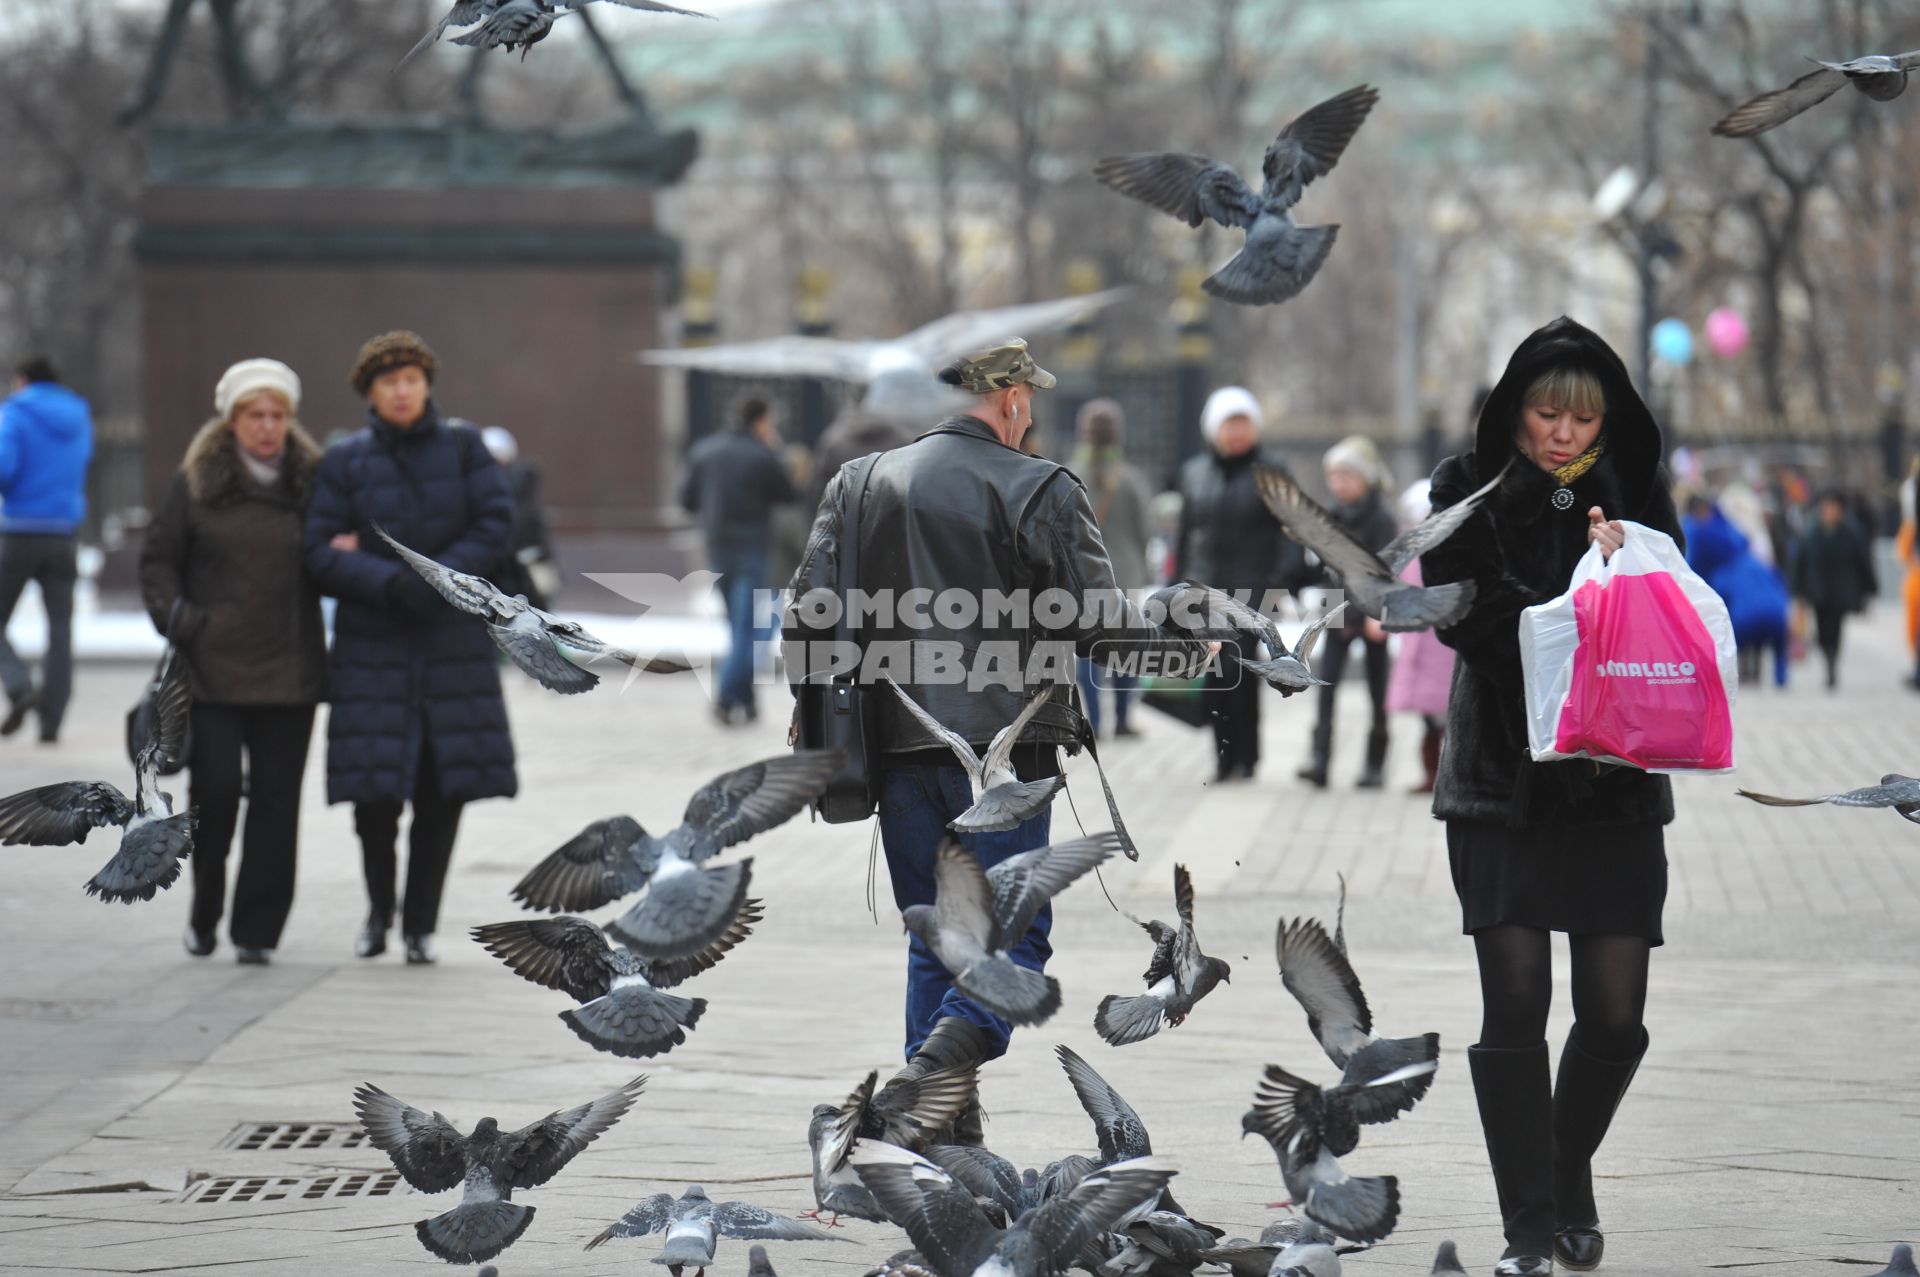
[1423,317,1683,1276]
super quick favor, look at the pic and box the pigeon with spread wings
[1146,582,1346,695]
[807,1044,982,1226]
[471,905,760,1057]
[584,1184,834,1276]
[1277,916,1440,1122]
[0,653,194,902]
[1095,86,1378,305]
[885,680,1065,833]
[506,751,840,961]
[1253,462,1510,631]
[1712,50,1920,137]
[353,1075,644,1263]
[1094,864,1232,1046]
[399,0,713,70]
[1737,774,1920,824]
[375,525,688,693]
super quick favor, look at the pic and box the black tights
[1474,925,1649,1060]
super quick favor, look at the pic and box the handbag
[127,599,191,776]
[1137,671,1212,728]
[800,456,882,823]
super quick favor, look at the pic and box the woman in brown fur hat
[139,358,328,965]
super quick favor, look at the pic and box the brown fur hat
[350,330,438,396]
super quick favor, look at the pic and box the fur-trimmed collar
[183,417,322,508]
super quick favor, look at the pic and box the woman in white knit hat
[1172,386,1311,782]
[138,358,327,965]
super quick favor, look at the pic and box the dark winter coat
[1174,446,1309,598]
[138,419,329,706]
[1789,519,1877,614]
[1423,316,1684,832]
[680,428,797,560]
[303,404,518,807]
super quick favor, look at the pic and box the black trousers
[353,738,465,938]
[0,532,76,737]
[187,702,317,949]
[1311,629,1391,759]
[1208,636,1263,776]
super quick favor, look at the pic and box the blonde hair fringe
[1522,366,1606,417]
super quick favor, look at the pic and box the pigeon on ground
[1240,1058,1432,1244]
[470,905,760,1057]
[1199,1219,1355,1277]
[1736,775,1920,824]
[399,0,713,69]
[1095,864,1232,1046]
[1868,1244,1918,1277]
[848,1139,1178,1277]
[1430,1239,1467,1274]
[510,751,844,959]
[375,525,689,693]
[864,1249,942,1277]
[353,1075,644,1264]
[1094,87,1378,306]
[1265,1218,1358,1277]
[1090,1210,1225,1277]
[1252,462,1510,631]
[1144,582,1346,695]
[0,653,194,902]
[885,680,1065,833]
[748,1245,777,1277]
[585,1185,834,1276]
[902,835,1122,1027]
[807,1047,982,1225]
[1276,916,1440,1120]
[1712,50,1920,136]
[1053,1045,1189,1241]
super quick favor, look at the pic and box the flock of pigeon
[2,11,1917,1275]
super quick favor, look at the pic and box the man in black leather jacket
[783,338,1209,1066]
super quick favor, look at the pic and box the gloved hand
[386,569,445,619]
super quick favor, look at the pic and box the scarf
[1551,436,1607,486]
[240,450,284,488]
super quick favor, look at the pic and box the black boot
[1355,726,1389,789]
[1468,1042,1555,1276]
[1553,1027,1647,1271]
[1410,725,1441,795]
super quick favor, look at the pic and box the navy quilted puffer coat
[304,405,519,807]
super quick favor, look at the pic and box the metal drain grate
[179,1171,407,1205]
[220,1122,369,1152]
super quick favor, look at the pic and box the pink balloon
[1705,307,1748,358]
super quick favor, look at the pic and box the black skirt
[1447,819,1668,946]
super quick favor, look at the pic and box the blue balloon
[1652,317,1693,366]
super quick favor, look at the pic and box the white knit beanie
[1323,433,1389,490]
[215,358,302,420]
[1200,386,1263,445]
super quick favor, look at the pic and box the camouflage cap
[937,337,1058,394]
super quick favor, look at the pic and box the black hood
[1475,316,1663,512]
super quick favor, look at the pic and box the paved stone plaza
[2,609,1916,1276]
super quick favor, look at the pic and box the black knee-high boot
[1552,1026,1647,1271]
[1469,1042,1555,1275]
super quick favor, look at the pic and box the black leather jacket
[785,415,1208,756]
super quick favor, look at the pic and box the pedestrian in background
[480,425,559,611]
[305,331,518,966]
[681,394,796,725]
[0,356,93,744]
[768,441,815,588]
[1789,489,1877,691]
[1683,495,1790,688]
[1899,461,1920,689]
[1298,435,1397,789]
[1385,478,1454,793]
[1070,398,1153,739]
[1174,386,1307,782]
[139,359,326,965]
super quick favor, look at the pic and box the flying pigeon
[807,1048,982,1226]
[510,751,844,959]
[1095,863,1232,1046]
[1240,1057,1433,1244]
[902,835,1122,1027]
[0,653,194,902]
[1736,775,1920,824]
[1276,916,1440,1120]
[1867,1244,1919,1277]
[585,1184,834,1276]
[353,1075,645,1264]
[1252,462,1511,631]
[885,680,1065,833]
[1712,50,1920,137]
[1332,873,1348,956]
[375,525,689,693]
[848,1139,1178,1277]
[1051,1045,1191,1271]
[1094,87,1379,305]
[470,905,761,1057]
[399,0,713,69]
[1430,1239,1467,1274]
[1145,582,1347,695]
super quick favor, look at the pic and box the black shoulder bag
[803,457,882,823]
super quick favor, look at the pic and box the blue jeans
[879,762,1053,1062]
[1075,657,1136,735]
[711,549,769,713]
